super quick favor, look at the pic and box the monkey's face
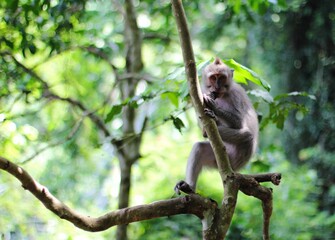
[205,71,231,97]
[203,59,233,98]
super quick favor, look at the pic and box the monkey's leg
[185,141,216,191]
[217,126,253,144]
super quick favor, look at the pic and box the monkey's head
[202,57,234,98]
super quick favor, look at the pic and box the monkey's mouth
[210,91,219,99]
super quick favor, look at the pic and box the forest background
[0,0,334,239]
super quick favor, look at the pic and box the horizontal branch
[0,156,216,232]
[244,173,281,185]
[143,32,171,42]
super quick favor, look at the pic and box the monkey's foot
[174,180,195,195]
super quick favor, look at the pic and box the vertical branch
[262,197,273,240]
[239,175,273,240]
[170,0,233,188]
[171,1,238,239]
[170,0,201,110]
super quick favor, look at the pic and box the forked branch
[170,0,280,239]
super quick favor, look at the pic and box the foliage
[0,0,87,55]
[256,1,335,239]
[0,0,333,239]
[223,58,270,90]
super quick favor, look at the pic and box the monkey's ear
[214,57,222,65]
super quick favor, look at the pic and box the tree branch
[170,1,280,239]
[143,32,171,43]
[43,92,111,138]
[238,174,273,240]
[244,173,281,185]
[0,155,279,237]
[171,0,233,185]
[171,1,238,238]
[1,51,112,139]
[0,156,216,232]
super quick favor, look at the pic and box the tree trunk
[116,161,132,240]
[115,0,143,239]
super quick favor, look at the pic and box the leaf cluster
[1,0,86,55]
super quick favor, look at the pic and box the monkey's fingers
[174,180,195,195]
[204,108,217,120]
[203,94,216,107]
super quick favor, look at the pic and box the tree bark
[0,1,282,238]
[116,162,132,240]
[171,1,279,239]
[115,0,144,239]
[0,155,280,237]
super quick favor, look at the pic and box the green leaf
[171,116,185,133]
[129,101,138,108]
[229,0,241,13]
[28,44,37,54]
[105,105,122,123]
[278,0,287,8]
[274,91,316,101]
[233,72,248,84]
[165,66,185,81]
[223,59,271,91]
[162,91,179,108]
[275,114,285,129]
[248,89,274,103]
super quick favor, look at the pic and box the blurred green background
[0,0,334,239]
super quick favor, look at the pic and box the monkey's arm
[203,94,242,129]
[214,108,242,129]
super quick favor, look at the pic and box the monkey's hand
[174,180,195,195]
[203,93,216,109]
[204,108,218,121]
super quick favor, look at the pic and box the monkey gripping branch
[171,0,281,239]
[0,1,281,240]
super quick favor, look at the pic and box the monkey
[175,57,258,193]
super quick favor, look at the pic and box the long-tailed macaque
[175,57,258,192]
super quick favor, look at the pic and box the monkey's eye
[224,84,229,89]
[209,76,216,81]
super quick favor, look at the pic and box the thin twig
[21,117,84,164]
